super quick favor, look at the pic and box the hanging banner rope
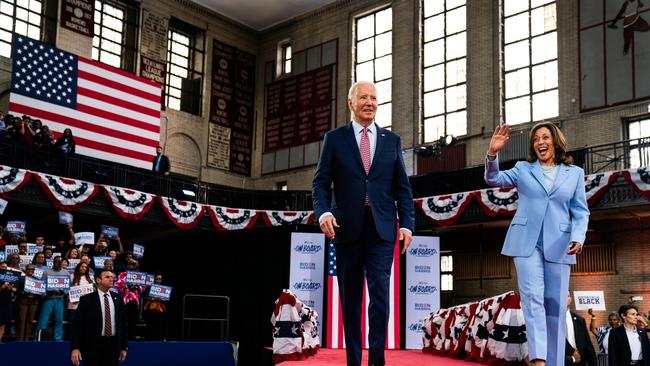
[207,206,259,231]
[476,187,518,217]
[34,173,98,212]
[417,192,475,226]
[584,171,620,205]
[158,196,205,229]
[103,185,155,221]
[0,165,31,198]
[262,210,315,226]
[622,167,650,198]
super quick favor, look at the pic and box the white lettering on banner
[405,236,440,349]
[573,290,606,311]
[69,284,95,302]
[75,232,95,245]
[5,245,18,255]
[125,271,147,286]
[288,232,325,341]
[148,284,172,301]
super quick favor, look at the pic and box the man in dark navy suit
[312,81,414,366]
[152,146,170,175]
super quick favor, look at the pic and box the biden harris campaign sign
[289,232,325,341]
[405,236,440,349]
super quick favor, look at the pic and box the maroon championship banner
[264,65,333,152]
[60,0,94,37]
[208,40,255,176]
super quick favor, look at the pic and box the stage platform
[1,341,236,366]
[281,348,479,366]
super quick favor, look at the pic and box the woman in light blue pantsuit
[484,122,590,366]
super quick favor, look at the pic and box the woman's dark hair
[618,304,638,319]
[31,251,45,265]
[63,128,73,137]
[73,261,92,286]
[527,122,573,165]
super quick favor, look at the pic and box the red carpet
[281,348,481,366]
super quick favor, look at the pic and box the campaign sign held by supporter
[101,225,119,239]
[0,198,8,215]
[6,220,26,234]
[24,277,46,295]
[58,211,73,225]
[93,256,111,269]
[18,255,31,269]
[27,243,38,256]
[0,251,5,262]
[68,258,80,269]
[125,271,147,286]
[33,267,45,279]
[0,269,21,285]
[35,244,44,253]
[47,275,70,291]
[145,273,155,285]
[133,243,145,259]
[573,290,606,311]
[75,232,95,246]
[149,284,172,301]
[68,284,95,302]
[52,252,61,259]
[5,245,18,255]
[46,258,53,269]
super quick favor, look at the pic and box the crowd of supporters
[0,110,76,156]
[0,222,168,342]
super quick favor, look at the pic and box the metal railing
[181,294,230,341]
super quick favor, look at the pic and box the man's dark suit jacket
[311,123,414,243]
[70,291,128,357]
[565,311,598,366]
[608,325,650,366]
[152,154,170,174]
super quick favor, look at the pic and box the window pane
[424,90,445,117]
[446,58,466,86]
[356,61,374,81]
[424,39,444,67]
[423,0,444,17]
[424,14,444,42]
[441,274,453,291]
[441,255,453,271]
[284,60,291,73]
[447,0,465,9]
[1,2,13,16]
[504,40,529,71]
[531,0,554,8]
[629,121,641,140]
[375,32,391,57]
[0,15,12,32]
[532,89,558,121]
[531,32,557,63]
[504,0,528,16]
[446,32,466,59]
[374,55,391,81]
[375,8,391,33]
[424,64,444,91]
[424,116,445,143]
[356,14,374,40]
[531,3,556,36]
[29,0,41,13]
[447,110,467,136]
[0,41,10,58]
[504,12,529,44]
[375,102,391,128]
[15,20,27,35]
[357,37,374,63]
[446,84,466,111]
[532,60,557,92]
[505,68,530,98]
[446,6,465,35]
[376,79,391,105]
[505,95,531,125]
[16,0,27,9]
[27,23,38,39]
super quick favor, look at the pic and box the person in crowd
[93,236,110,258]
[0,261,17,342]
[16,264,39,341]
[115,259,143,340]
[7,115,35,154]
[484,122,589,366]
[113,251,133,275]
[61,258,70,271]
[103,259,114,272]
[0,226,6,248]
[565,293,597,365]
[312,81,414,366]
[56,224,77,255]
[34,256,69,341]
[54,128,75,156]
[66,247,80,260]
[32,252,47,271]
[80,254,91,266]
[143,272,167,341]
[18,241,28,256]
[7,253,22,272]
[43,246,54,260]
[68,262,94,320]
[608,304,650,366]
[33,125,56,150]
[6,232,21,247]
[628,297,650,330]
[152,146,170,175]
[71,269,128,366]
[30,119,41,134]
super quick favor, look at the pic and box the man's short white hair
[348,81,375,100]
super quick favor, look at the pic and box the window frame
[440,252,453,292]
[91,0,139,73]
[281,42,292,75]
[0,0,44,58]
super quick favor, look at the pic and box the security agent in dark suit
[608,304,650,366]
[565,293,597,366]
[152,146,170,175]
[71,269,128,366]
[312,81,415,366]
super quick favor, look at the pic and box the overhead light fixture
[182,188,196,197]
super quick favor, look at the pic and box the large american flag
[9,35,161,169]
[326,240,401,349]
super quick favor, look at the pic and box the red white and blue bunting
[103,185,155,221]
[417,192,475,226]
[584,171,620,205]
[476,187,518,217]
[622,167,650,198]
[34,172,98,211]
[158,196,205,229]
[262,210,315,226]
[0,165,31,198]
[207,206,259,231]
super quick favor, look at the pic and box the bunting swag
[34,173,98,211]
[622,167,650,198]
[584,171,619,205]
[262,211,315,227]
[0,165,31,198]
[103,186,155,221]
[417,192,475,226]
[158,196,205,229]
[477,188,518,217]
[207,206,259,231]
